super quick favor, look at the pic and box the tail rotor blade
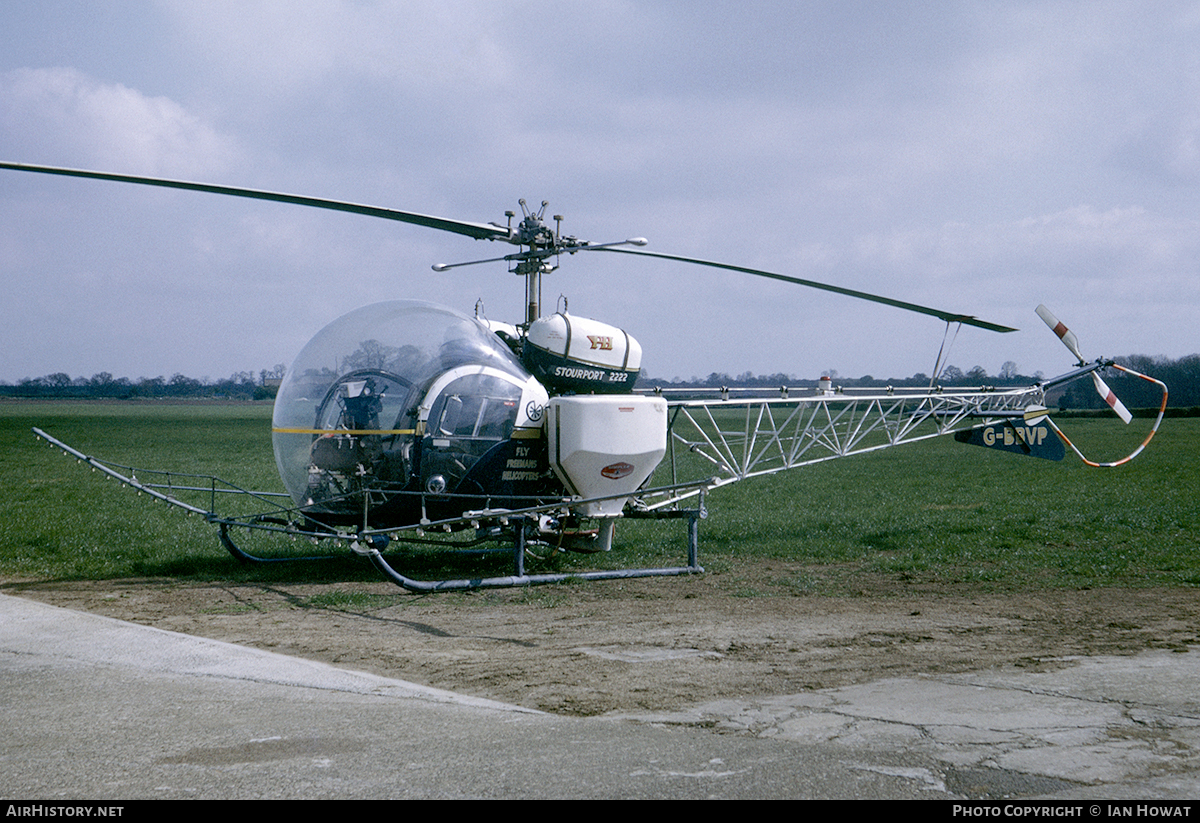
[1036,304,1085,362]
[1092,372,1133,424]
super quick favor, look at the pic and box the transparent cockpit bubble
[271,300,529,504]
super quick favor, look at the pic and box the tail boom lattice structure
[637,385,1045,510]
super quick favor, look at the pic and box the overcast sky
[2,1,1197,386]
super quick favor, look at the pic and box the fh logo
[587,335,613,350]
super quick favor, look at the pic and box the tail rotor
[1033,304,1168,467]
[1035,304,1132,424]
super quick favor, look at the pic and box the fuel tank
[522,311,641,395]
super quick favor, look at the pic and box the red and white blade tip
[1092,373,1133,424]
[1035,304,1085,362]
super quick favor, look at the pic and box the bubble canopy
[271,300,545,505]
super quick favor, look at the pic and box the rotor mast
[509,199,558,326]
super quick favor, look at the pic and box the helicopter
[2,161,1169,592]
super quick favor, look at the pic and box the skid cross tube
[207,475,711,590]
[356,499,706,592]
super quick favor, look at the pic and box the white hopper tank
[546,395,667,518]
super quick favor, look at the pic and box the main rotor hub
[513,199,555,248]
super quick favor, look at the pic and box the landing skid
[217,507,705,593]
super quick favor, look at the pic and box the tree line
[2,366,286,401]
[5,354,1198,409]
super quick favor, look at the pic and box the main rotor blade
[0,161,510,242]
[598,247,1017,333]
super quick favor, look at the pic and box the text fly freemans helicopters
[2,161,1170,591]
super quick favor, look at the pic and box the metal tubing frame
[642,385,1043,510]
[346,503,707,592]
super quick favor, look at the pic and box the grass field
[1,400,1196,595]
